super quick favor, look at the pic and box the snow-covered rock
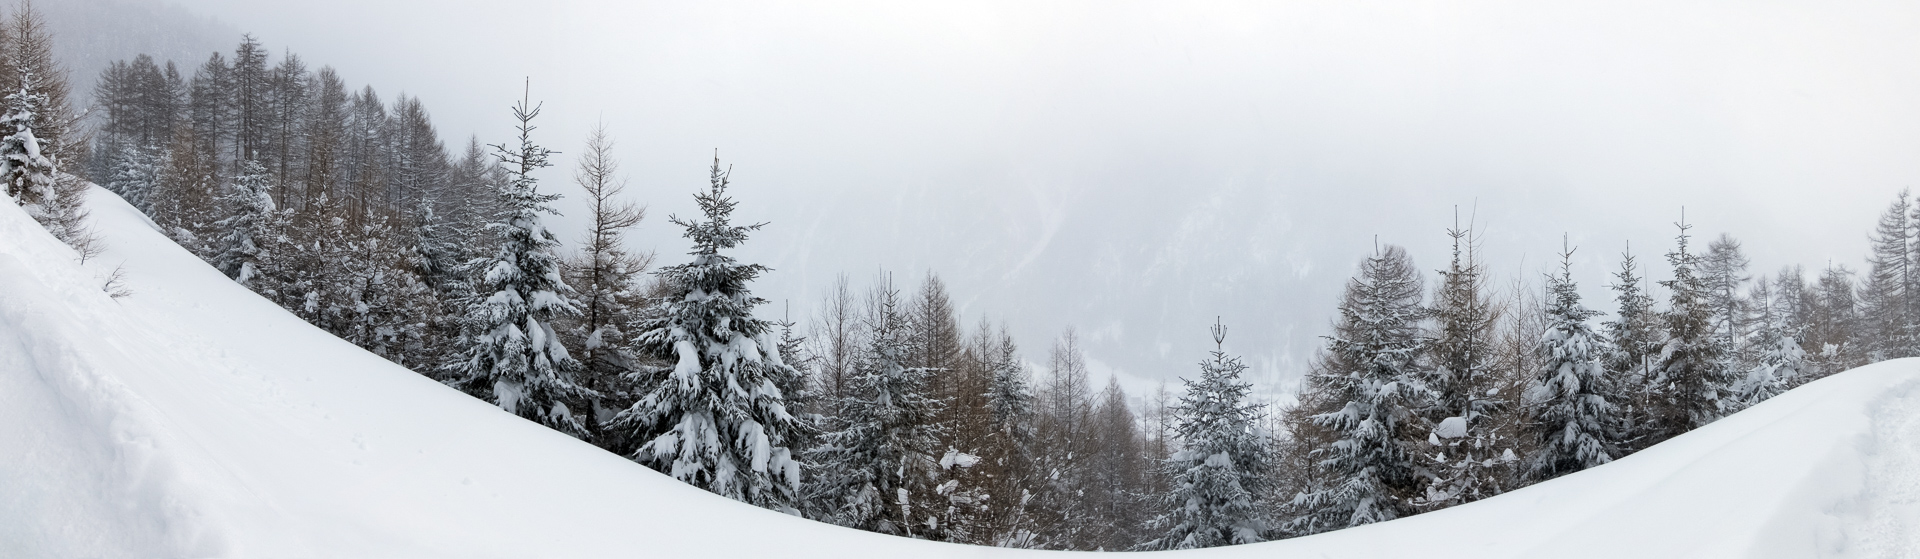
[1433,416,1470,439]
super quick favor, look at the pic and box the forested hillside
[6,0,1918,550]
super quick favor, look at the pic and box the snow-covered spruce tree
[1142,320,1271,550]
[449,89,596,437]
[774,308,823,466]
[0,79,57,220]
[412,201,468,299]
[4,3,76,165]
[1732,279,1803,406]
[2,5,91,254]
[0,76,89,254]
[1287,244,1430,535]
[212,159,280,290]
[406,201,471,372]
[809,280,944,531]
[1523,241,1617,481]
[1602,243,1662,452]
[983,326,1036,467]
[1743,327,1807,401]
[1773,267,1812,347]
[420,138,504,373]
[966,323,1040,547]
[1417,219,1514,508]
[105,144,165,213]
[610,154,803,511]
[1649,215,1734,443]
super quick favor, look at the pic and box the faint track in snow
[1850,376,1920,558]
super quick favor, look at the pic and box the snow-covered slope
[3,188,1917,558]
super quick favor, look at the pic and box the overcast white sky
[55,0,1920,398]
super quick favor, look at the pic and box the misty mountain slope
[36,0,241,100]
[2,187,1916,558]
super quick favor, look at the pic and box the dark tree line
[53,23,1920,555]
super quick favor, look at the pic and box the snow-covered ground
[3,188,1917,558]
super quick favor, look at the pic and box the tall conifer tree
[1651,214,1734,442]
[0,74,55,219]
[559,124,651,445]
[611,153,804,511]
[1734,278,1802,406]
[1701,234,1754,369]
[212,159,280,290]
[0,3,86,253]
[976,323,1037,546]
[1419,217,1512,507]
[1523,240,1617,480]
[809,279,944,531]
[1862,191,1915,362]
[188,52,233,176]
[1603,244,1662,451]
[1144,320,1270,550]
[451,86,595,436]
[1288,245,1430,534]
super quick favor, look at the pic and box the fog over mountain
[48,0,1920,398]
[29,0,236,99]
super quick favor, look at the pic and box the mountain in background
[26,0,238,100]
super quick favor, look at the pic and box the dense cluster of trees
[1267,210,1878,542]
[86,31,509,371]
[8,15,1914,552]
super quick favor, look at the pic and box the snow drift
[3,187,1917,558]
